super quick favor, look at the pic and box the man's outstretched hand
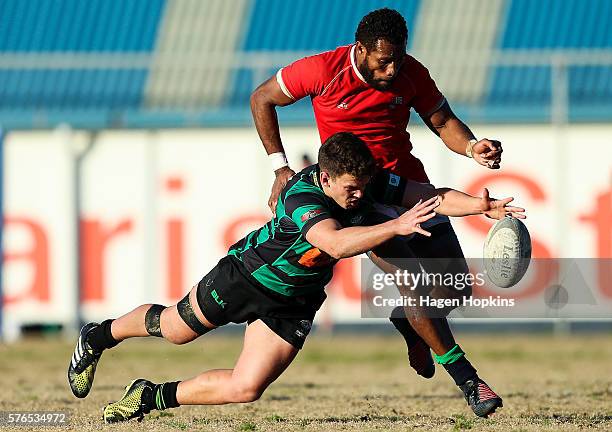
[479,188,526,219]
[269,166,295,216]
[395,196,440,237]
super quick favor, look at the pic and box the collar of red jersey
[350,45,367,84]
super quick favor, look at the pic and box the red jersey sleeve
[407,56,446,118]
[277,54,330,100]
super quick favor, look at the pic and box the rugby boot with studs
[68,322,103,398]
[460,377,503,418]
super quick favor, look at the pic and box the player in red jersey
[251,8,503,418]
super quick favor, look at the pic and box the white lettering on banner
[2,126,612,326]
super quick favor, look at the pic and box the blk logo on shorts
[211,289,227,309]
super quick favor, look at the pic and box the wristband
[269,152,289,171]
[465,139,477,158]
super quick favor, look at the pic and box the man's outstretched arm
[250,76,297,215]
[306,198,439,259]
[397,179,525,220]
[422,101,503,169]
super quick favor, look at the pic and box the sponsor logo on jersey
[337,102,349,109]
[389,174,401,187]
[301,208,324,222]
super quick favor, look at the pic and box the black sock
[389,307,423,348]
[443,357,477,386]
[434,344,477,386]
[152,381,181,411]
[87,319,120,352]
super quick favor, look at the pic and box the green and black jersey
[228,164,407,297]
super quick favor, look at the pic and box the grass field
[1,331,611,431]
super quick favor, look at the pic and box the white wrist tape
[466,139,477,158]
[269,152,289,171]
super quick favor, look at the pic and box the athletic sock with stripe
[152,381,181,411]
[434,344,478,386]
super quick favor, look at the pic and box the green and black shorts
[195,256,326,349]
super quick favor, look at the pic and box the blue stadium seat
[242,0,420,52]
[500,0,612,49]
[0,0,610,126]
[487,0,612,120]
[0,0,164,121]
[0,0,165,52]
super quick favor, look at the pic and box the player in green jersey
[67,132,524,423]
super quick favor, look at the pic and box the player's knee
[163,327,193,345]
[144,303,195,344]
[230,380,266,403]
[161,308,199,345]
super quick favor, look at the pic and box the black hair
[355,8,408,51]
[318,132,376,179]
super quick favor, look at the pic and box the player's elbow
[249,88,263,111]
[325,242,349,260]
[307,225,348,259]
[250,86,273,111]
[327,247,343,260]
[312,241,342,260]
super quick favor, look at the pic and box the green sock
[434,344,465,364]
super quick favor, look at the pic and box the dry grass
[1,331,611,431]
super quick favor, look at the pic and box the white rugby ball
[483,216,531,288]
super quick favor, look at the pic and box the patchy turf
[1,332,611,431]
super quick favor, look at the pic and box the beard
[357,62,394,91]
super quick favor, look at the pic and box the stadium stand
[488,0,612,120]
[0,0,610,128]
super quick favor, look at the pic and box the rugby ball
[483,216,531,288]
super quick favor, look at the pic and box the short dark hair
[318,132,376,179]
[355,8,408,51]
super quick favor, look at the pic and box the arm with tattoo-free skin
[250,77,297,216]
[397,179,525,219]
[306,198,439,259]
[423,101,503,169]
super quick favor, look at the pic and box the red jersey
[277,44,446,183]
